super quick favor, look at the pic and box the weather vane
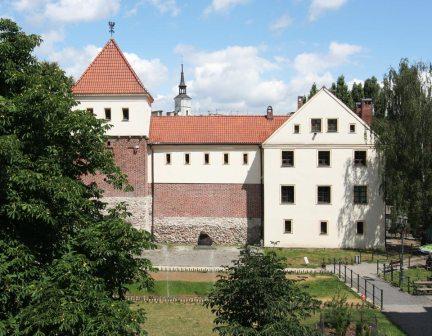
[108,21,115,37]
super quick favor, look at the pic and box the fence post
[333,258,336,273]
[360,250,362,263]
[391,264,394,283]
[408,255,411,268]
[383,263,386,281]
[377,260,379,275]
[373,284,375,307]
[344,264,347,283]
[357,274,360,292]
[364,279,367,298]
[380,289,384,310]
[350,269,353,288]
[338,261,341,277]
[407,276,410,294]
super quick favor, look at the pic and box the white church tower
[174,64,192,115]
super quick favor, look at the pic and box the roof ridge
[151,114,291,118]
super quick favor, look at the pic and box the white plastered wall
[74,95,151,136]
[151,145,261,184]
[263,89,385,249]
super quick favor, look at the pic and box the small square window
[317,186,331,204]
[318,151,330,167]
[243,153,248,165]
[350,124,356,133]
[185,153,190,165]
[104,108,111,120]
[294,124,300,133]
[223,153,229,165]
[204,153,210,165]
[327,119,338,132]
[354,186,368,204]
[165,153,171,165]
[284,219,292,234]
[311,119,322,132]
[320,221,328,235]
[357,221,364,235]
[281,186,294,204]
[281,151,294,167]
[354,151,367,166]
[86,107,94,115]
[122,108,129,121]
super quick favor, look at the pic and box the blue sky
[1,0,430,114]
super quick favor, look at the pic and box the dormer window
[122,108,129,121]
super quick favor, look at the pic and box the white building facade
[263,89,385,249]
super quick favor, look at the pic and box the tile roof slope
[149,115,290,144]
[72,39,153,102]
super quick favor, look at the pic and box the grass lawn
[135,302,405,336]
[384,267,432,293]
[265,248,396,268]
[128,275,360,301]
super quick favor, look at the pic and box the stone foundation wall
[153,217,261,245]
[104,196,152,232]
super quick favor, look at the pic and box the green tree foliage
[351,82,364,107]
[205,248,319,336]
[374,59,432,243]
[308,83,319,100]
[0,19,154,335]
[332,75,354,109]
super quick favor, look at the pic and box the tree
[0,19,154,335]
[205,248,319,336]
[374,59,432,243]
[332,75,354,109]
[363,76,384,116]
[308,83,319,100]
[350,82,364,106]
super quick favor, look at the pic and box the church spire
[179,64,187,95]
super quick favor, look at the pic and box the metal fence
[331,261,383,310]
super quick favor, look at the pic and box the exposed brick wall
[153,183,262,218]
[82,137,149,197]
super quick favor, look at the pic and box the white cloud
[44,0,120,22]
[269,13,292,33]
[127,0,180,17]
[348,78,364,89]
[204,0,249,15]
[309,0,347,21]
[35,29,65,56]
[123,52,169,88]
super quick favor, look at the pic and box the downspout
[259,144,264,246]
[149,143,155,240]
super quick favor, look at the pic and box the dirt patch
[151,271,221,282]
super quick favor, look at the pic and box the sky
[1,0,431,114]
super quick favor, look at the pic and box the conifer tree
[332,75,354,109]
[351,82,364,106]
[308,82,319,100]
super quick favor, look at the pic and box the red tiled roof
[72,39,153,102]
[149,115,289,144]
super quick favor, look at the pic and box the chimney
[359,98,373,125]
[297,96,305,110]
[266,106,273,120]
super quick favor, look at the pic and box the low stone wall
[153,217,261,245]
[103,196,152,232]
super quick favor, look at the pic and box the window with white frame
[281,186,294,204]
[281,151,294,167]
[284,219,292,233]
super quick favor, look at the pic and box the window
[281,186,294,204]
[294,124,300,134]
[318,151,330,167]
[243,153,248,165]
[327,119,338,132]
[104,108,111,120]
[86,107,94,115]
[122,108,129,121]
[317,186,331,204]
[320,221,328,235]
[354,150,367,166]
[356,221,364,235]
[223,153,229,165]
[281,151,294,167]
[204,153,210,165]
[350,124,356,133]
[284,219,292,234]
[311,119,322,132]
[184,153,190,165]
[165,153,171,165]
[354,186,368,204]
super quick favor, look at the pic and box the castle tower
[174,64,192,116]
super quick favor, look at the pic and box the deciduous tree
[0,19,154,335]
